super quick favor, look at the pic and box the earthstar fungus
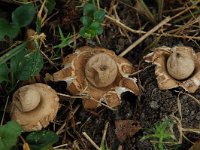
[144,46,200,93]
[11,83,60,131]
[53,46,140,109]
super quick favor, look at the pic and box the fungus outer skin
[53,46,140,109]
[11,83,59,131]
[144,46,200,93]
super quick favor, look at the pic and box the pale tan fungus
[167,49,195,80]
[85,53,118,87]
[11,83,60,131]
[144,46,200,93]
[53,46,140,109]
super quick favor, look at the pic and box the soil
[0,0,200,150]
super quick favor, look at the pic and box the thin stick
[183,92,200,106]
[100,122,109,148]
[182,128,200,133]
[57,92,89,99]
[175,91,200,106]
[105,15,200,40]
[57,92,116,111]
[82,132,101,150]
[119,17,171,57]
[1,96,9,126]
[54,143,69,149]
[90,98,117,111]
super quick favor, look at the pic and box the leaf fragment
[0,121,23,150]
[12,3,36,27]
[26,130,59,150]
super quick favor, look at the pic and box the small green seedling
[0,121,23,150]
[101,143,111,150]
[53,26,73,49]
[0,3,36,41]
[140,117,179,150]
[80,1,105,39]
[136,0,164,23]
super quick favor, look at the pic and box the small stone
[150,101,159,109]
[195,112,200,120]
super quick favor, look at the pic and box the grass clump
[141,117,180,150]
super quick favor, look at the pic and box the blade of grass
[172,8,200,24]
[136,0,156,23]
[0,41,28,65]
[156,0,164,20]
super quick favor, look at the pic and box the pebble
[150,101,159,109]
[195,112,200,120]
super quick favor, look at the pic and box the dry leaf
[115,120,141,143]
[189,140,200,150]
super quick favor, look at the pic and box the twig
[57,92,116,111]
[105,15,200,41]
[40,50,55,65]
[54,143,69,149]
[1,96,9,126]
[56,105,80,135]
[176,91,200,106]
[177,92,182,121]
[100,122,109,148]
[57,92,89,99]
[130,64,154,76]
[82,132,101,150]
[119,17,171,57]
[90,98,117,111]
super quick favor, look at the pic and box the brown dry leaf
[115,120,141,143]
[189,140,200,150]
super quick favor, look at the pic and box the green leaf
[79,27,87,38]
[0,63,9,83]
[80,16,93,26]
[90,22,103,34]
[80,26,97,39]
[10,49,28,79]
[80,27,91,39]
[95,26,103,35]
[83,3,96,16]
[90,21,101,29]
[94,10,105,22]
[0,18,20,41]
[26,130,59,150]
[12,3,36,27]
[21,49,43,80]
[11,49,43,81]
[0,41,28,65]
[46,0,56,14]
[0,121,23,150]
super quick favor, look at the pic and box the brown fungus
[144,46,200,93]
[10,83,60,131]
[53,46,140,109]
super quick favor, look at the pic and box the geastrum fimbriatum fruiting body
[10,83,60,131]
[144,46,200,93]
[53,46,140,109]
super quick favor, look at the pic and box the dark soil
[0,0,200,150]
